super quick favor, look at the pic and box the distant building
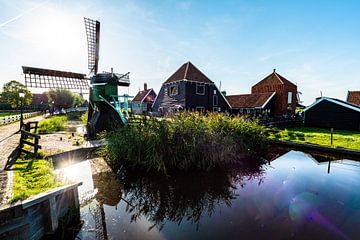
[152,61,231,114]
[131,83,157,114]
[226,69,298,117]
[346,91,360,106]
[304,97,360,131]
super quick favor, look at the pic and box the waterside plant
[104,112,268,173]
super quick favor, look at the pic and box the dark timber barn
[152,61,231,114]
[304,97,360,131]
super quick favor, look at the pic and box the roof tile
[347,91,360,106]
[164,62,213,84]
[226,92,275,108]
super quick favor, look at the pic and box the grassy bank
[104,113,268,173]
[268,127,360,151]
[11,153,62,203]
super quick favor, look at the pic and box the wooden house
[304,97,360,131]
[226,69,298,117]
[131,83,157,114]
[152,62,231,114]
[347,91,360,106]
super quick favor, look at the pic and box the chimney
[273,69,276,73]
[144,83,148,91]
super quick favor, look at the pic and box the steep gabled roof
[163,61,214,84]
[304,97,360,113]
[347,91,360,106]
[226,92,276,109]
[132,89,155,103]
[252,70,297,89]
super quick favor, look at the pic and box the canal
[55,150,360,240]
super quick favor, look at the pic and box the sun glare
[15,3,87,71]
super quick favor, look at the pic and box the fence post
[330,128,333,146]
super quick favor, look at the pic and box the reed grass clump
[38,115,67,133]
[104,112,268,173]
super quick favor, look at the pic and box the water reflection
[55,150,360,239]
[119,162,265,231]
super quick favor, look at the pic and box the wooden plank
[20,130,40,139]
[21,140,42,149]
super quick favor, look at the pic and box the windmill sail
[22,66,89,90]
[84,17,100,75]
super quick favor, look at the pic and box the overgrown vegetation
[80,111,88,125]
[104,112,268,174]
[47,89,84,109]
[38,116,67,133]
[268,127,360,151]
[11,152,62,203]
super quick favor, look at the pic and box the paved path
[0,115,46,203]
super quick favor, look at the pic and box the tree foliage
[47,89,84,109]
[0,80,32,108]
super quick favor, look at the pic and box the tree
[47,89,74,109]
[72,93,84,107]
[0,80,32,109]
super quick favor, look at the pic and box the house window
[196,84,205,95]
[196,106,205,112]
[169,85,179,96]
[213,95,218,106]
[288,92,292,104]
[213,90,217,94]
[213,107,221,112]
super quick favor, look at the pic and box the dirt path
[0,114,47,204]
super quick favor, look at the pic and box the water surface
[56,150,360,240]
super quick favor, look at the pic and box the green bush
[38,116,67,133]
[104,112,268,173]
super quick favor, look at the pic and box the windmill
[22,17,132,138]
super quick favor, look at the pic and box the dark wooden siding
[153,81,230,113]
[185,82,230,112]
[152,82,186,112]
[304,100,360,131]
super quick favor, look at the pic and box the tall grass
[38,116,67,133]
[11,152,62,203]
[104,112,268,173]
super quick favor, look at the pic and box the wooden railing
[0,111,42,126]
[19,122,41,157]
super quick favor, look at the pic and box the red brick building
[226,69,298,117]
[347,91,360,106]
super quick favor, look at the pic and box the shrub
[38,116,67,133]
[104,112,268,173]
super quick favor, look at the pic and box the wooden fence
[0,111,42,126]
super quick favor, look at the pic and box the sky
[0,0,359,105]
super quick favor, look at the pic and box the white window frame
[288,92,293,104]
[169,85,179,96]
[196,84,205,95]
[213,95,218,106]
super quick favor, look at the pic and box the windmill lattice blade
[84,17,100,75]
[22,66,89,90]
